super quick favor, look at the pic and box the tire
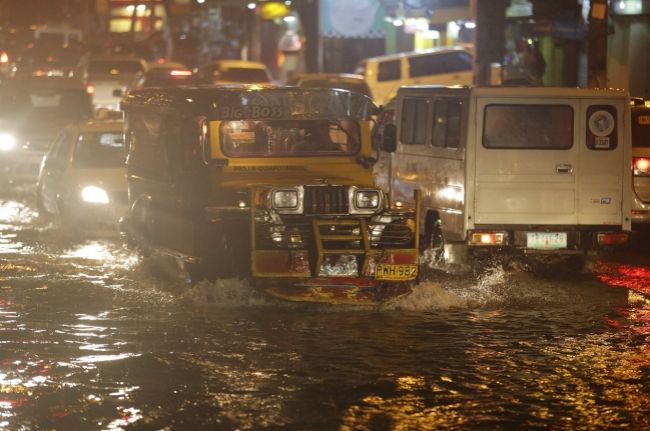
[423,217,444,262]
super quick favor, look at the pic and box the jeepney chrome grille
[304,186,349,215]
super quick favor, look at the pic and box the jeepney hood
[209,157,375,189]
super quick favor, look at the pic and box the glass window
[483,104,573,149]
[400,98,429,145]
[128,113,165,175]
[220,119,360,157]
[432,99,462,149]
[632,109,650,148]
[213,68,270,83]
[377,59,401,82]
[73,132,125,168]
[441,52,473,73]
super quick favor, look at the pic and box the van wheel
[423,218,445,261]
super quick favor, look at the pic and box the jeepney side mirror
[380,124,397,153]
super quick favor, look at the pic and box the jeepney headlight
[270,187,304,214]
[0,133,16,151]
[350,188,382,214]
[81,186,110,204]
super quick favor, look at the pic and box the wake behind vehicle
[120,86,421,305]
[36,118,127,230]
[380,86,632,263]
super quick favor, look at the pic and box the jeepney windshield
[73,132,125,168]
[220,119,361,157]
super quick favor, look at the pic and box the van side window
[378,59,401,82]
[128,112,166,177]
[432,99,462,149]
[409,52,473,78]
[586,105,618,150]
[400,98,428,145]
[483,104,573,150]
[442,52,473,73]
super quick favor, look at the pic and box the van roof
[357,46,471,64]
[398,85,629,99]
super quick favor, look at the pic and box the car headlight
[270,187,303,214]
[350,188,382,214]
[0,133,16,151]
[81,186,110,204]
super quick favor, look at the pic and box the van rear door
[473,96,628,228]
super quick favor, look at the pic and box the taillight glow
[86,84,95,94]
[633,157,650,176]
[470,232,505,245]
[170,69,192,77]
[0,51,9,63]
[597,232,629,246]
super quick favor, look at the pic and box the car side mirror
[379,123,397,153]
[112,88,123,98]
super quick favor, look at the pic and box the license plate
[375,264,418,281]
[526,232,567,250]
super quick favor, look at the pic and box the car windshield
[220,119,360,157]
[73,131,125,168]
[632,110,650,148]
[88,60,144,75]
[0,89,91,120]
[213,67,269,83]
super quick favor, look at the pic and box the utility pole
[587,0,608,88]
[473,0,508,86]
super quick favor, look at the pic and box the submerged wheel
[423,217,445,262]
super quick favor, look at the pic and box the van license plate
[375,264,418,281]
[526,232,567,250]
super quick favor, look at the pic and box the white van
[379,86,631,260]
[355,47,473,106]
[34,24,83,47]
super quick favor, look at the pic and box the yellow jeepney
[120,86,420,304]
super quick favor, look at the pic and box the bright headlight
[270,187,303,214]
[81,186,110,204]
[352,189,382,213]
[0,133,16,151]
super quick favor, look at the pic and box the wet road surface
[0,188,649,430]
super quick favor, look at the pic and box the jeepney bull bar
[251,189,421,280]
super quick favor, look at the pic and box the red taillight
[170,69,192,77]
[86,84,95,94]
[597,232,629,246]
[470,232,506,245]
[633,157,650,176]
[0,51,9,63]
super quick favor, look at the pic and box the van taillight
[470,232,505,245]
[633,157,650,176]
[597,232,629,246]
[86,84,95,94]
[170,69,192,77]
[0,51,9,63]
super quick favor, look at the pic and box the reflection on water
[0,196,649,429]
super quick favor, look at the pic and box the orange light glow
[0,51,8,63]
[170,69,192,76]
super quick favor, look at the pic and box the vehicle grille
[304,186,349,215]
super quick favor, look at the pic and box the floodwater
[0,188,649,430]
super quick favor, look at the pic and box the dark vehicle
[0,76,93,183]
[631,99,650,227]
[12,45,86,78]
[123,61,197,93]
[287,73,372,99]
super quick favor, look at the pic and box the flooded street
[1,189,649,430]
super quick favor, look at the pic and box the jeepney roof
[120,85,377,120]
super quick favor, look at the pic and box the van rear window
[378,60,400,82]
[632,110,650,147]
[483,104,573,150]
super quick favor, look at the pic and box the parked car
[77,53,148,110]
[195,59,272,85]
[287,73,372,99]
[630,98,650,229]
[0,76,93,183]
[36,118,127,230]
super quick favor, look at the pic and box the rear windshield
[297,79,371,97]
[73,132,125,168]
[483,104,573,149]
[214,68,269,83]
[88,60,144,75]
[632,110,650,148]
[220,119,360,157]
[0,89,91,119]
